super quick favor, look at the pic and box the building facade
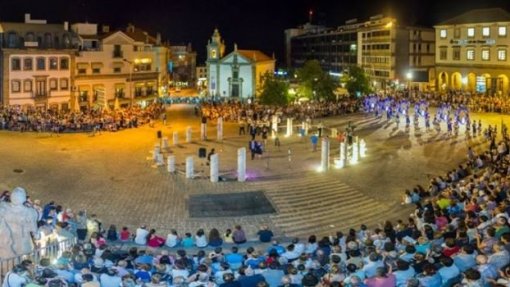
[169,44,196,88]
[287,16,435,90]
[206,29,275,99]
[434,8,510,95]
[0,14,79,109]
[73,23,169,109]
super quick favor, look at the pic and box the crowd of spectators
[0,104,164,133]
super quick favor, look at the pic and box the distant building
[72,23,169,109]
[206,29,275,99]
[196,65,207,92]
[434,8,510,95]
[0,14,79,109]
[284,23,327,68]
[169,44,196,88]
[287,15,435,90]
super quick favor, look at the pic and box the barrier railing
[0,237,77,281]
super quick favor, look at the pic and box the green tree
[342,66,372,96]
[259,72,289,106]
[296,60,337,101]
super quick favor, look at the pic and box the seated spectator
[233,225,247,244]
[134,225,149,245]
[364,266,396,287]
[225,246,243,271]
[257,226,274,243]
[182,233,195,248]
[224,229,234,244]
[416,263,441,287]
[195,229,208,248]
[208,228,223,247]
[165,229,180,248]
[120,227,131,242]
[106,225,118,241]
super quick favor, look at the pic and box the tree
[342,66,372,96]
[259,72,289,106]
[296,60,337,101]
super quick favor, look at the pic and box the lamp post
[123,58,134,106]
[406,72,413,95]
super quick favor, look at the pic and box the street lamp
[123,58,134,106]
[406,72,413,92]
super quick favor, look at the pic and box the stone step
[268,186,362,205]
[273,200,384,224]
[266,184,353,199]
[270,192,375,212]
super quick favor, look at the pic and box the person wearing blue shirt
[266,240,285,256]
[225,246,244,271]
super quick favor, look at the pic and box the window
[440,29,447,39]
[60,58,69,70]
[453,47,461,61]
[482,27,490,37]
[498,49,507,61]
[92,68,101,74]
[113,67,121,73]
[78,69,86,74]
[49,57,58,70]
[23,80,32,92]
[467,49,475,60]
[23,58,33,70]
[7,32,17,48]
[11,80,20,93]
[113,45,123,58]
[36,57,45,70]
[499,26,507,36]
[60,78,69,90]
[11,58,21,71]
[467,28,475,37]
[482,49,490,61]
[49,79,58,91]
[454,28,460,38]
[440,47,447,60]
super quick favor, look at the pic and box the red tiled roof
[237,50,273,62]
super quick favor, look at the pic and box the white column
[172,131,178,146]
[271,115,278,138]
[360,139,366,158]
[153,144,160,161]
[186,126,192,143]
[217,117,223,141]
[167,155,176,173]
[185,156,194,179]
[321,137,330,171]
[237,147,246,182]
[340,142,345,161]
[351,143,358,164]
[162,137,169,149]
[331,128,338,138]
[286,118,293,137]
[210,154,219,182]
[200,123,207,141]
[156,153,164,166]
[355,136,360,159]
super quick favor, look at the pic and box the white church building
[206,29,275,99]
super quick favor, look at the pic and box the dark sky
[2,0,510,64]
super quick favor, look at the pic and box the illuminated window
[467,28,475,37]
[482,49,490,61]
[49,57,58,70]
[482,27,490,37]
[440,29,447,39]
[498,49,507,61]
[499,26,507,36]
[466,49,475,60]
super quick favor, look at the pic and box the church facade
[206,29,275,99]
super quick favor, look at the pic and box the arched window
[25,32,35,42]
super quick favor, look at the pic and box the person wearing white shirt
[2,266,27,287]
[135,226,149,245]
[195,229,208,248]
[165,230,180,248]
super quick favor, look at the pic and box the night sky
[2,0,510,65]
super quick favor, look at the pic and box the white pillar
[217,117,223,141]
[237,147,246,182]
[286,118,293,137]
[153,144,160,160]
[162,137,169,149]
[200,123,207,141]
[185,156,194,179]
[340,142,345,161]
[167,155,176,173]
[360,139,366,158]
[321,137,330,171]
[351,143,358,164]
[156,153,164,166]
[186,126,192,143]
[172,131,178,146]
[271,115,278,138]
[331,128,338,138]
[210,154,219,182]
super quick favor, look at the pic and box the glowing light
[385,21,393,29]
[406,72,413,80]
[461,77,468,85]
[334,159,344,169]
[316,166,324,173]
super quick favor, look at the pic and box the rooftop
[438,8,510,25]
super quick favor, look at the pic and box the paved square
[188,191,276,217]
